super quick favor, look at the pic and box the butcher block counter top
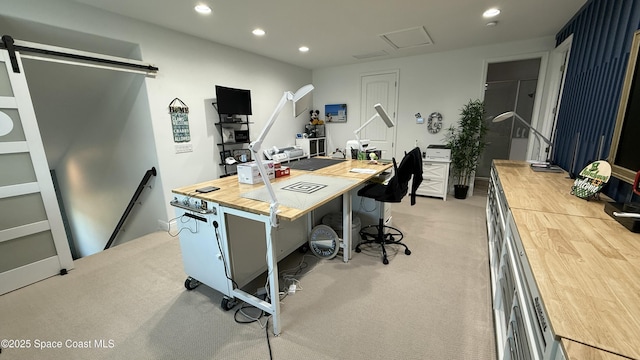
[493,160,640,360]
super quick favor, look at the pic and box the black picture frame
[220,150,232,162]
[609,29,640,184]
[234,129,250,142]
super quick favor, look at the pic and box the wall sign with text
[169,98,191,143]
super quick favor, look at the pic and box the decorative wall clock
[427,112,443,134]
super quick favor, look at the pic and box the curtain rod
[1,35,158,76]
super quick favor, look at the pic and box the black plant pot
[453,184,469,199]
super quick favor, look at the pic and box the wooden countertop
[562,339,631,360]
[172,158,392,221]
[494,160,640,360]
[493,160,611,220]
[511,209,640,359]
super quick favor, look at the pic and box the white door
[360,71,398,159]
[0,49,73,295]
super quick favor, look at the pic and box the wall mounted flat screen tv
[215,85,253,115]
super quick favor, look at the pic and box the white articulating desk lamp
[492,111,563,172]
[353,103,395,157]
[492,111,552,161]
[249,84,314,227]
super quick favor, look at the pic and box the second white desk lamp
[492,111,552,162]
[350,103,395,158]
[249,84,314,227]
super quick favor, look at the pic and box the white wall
[312,37,557,161]
[1,0,558,256]
[1,0,312,256]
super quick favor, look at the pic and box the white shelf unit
[415,159,450,201]
[295,137,326,158]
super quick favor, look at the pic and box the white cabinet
[171,193,308,298]
[170,196,232,298]
[487,163,565,360]
[296,137,326,158]
[415,159,450,200]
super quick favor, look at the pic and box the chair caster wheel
[383,257,389,265]
[405,249,411,255]
[355,247,361,253]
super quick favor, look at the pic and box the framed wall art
[325,103,347,123]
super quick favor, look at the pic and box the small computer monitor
[215,85,253,115]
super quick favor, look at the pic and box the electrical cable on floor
[213,221,239,289]
[265,317,273,360]
[233,303,267,326]
[167,214,199,237]
[231,247,315,360]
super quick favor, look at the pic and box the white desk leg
[342,193,352,262]
[264,222,282,335]
[221,206,282,336]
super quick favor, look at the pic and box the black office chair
[355,147,423,264]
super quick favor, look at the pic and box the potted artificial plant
[444,99,488,199]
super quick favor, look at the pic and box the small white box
[237,161,275,184]
[425,145,451,160]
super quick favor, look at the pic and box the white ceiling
[73,0,588,70]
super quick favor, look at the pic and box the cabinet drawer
[416,178,445,196]
[422,162,447,179]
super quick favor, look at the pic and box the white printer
[424,144,451,160]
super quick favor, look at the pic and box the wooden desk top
[512,209,640,359]
[494,160,640,360]
[562,339,630,360]
[493,160,611,220]
[172,159,392,221]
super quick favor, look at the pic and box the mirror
[608,29,640,184]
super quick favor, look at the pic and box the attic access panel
[379,26,433,50]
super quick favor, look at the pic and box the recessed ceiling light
[252,28,266,36]
[486,21,498,27]
[195,4,212,14]
[299,46,310,52]
[483,8,501,18]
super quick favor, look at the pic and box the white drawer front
[423,162,447,179]
[416,178,445,196]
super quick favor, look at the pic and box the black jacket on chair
[357,147,423,205]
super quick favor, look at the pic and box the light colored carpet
[0,189,495,360]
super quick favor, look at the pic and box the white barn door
[360,71,398,159]
[0,49,73,295]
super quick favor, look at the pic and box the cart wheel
[221,297,237,311]
[184,277,200,290]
